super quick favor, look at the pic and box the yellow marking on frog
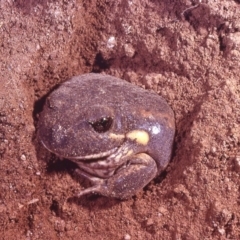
[109,133,125,140]
[126,130,149,145]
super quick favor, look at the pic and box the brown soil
[0,0,240,239]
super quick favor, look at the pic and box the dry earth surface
[0,0,240,239]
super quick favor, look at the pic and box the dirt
[0,0,240,239]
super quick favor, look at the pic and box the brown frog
[38,73,175,199]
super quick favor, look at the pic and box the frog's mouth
[66,130,150,171]
[67,147,119,160]
[41,130,149,173]
[41,140,119,160]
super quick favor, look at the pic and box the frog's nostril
[89,117,113,133]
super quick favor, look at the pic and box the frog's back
[59,73,172,117]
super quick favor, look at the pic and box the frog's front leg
[76,153,158,199]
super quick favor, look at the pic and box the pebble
[124,234,131,240]
[107,36,116,48]
[20,154,26,161]
[145,218,154,226]
[124,43,135,57]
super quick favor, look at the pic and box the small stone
[145,218,154,226]
[36,171,41,176]
[124,44,135,57]
[27,198,39,205]
[124,233,131,240]
[218,228,225,235]
[107,36,116,48]
[211,146,217,154]
[19,103,24,109]
[18,203,24,209]
[26,230,33,237]
[20,154,26,161]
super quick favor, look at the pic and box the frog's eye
[89,117,113,133]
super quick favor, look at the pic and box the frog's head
[38,96,126,160]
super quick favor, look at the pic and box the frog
[38,73,175,199]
